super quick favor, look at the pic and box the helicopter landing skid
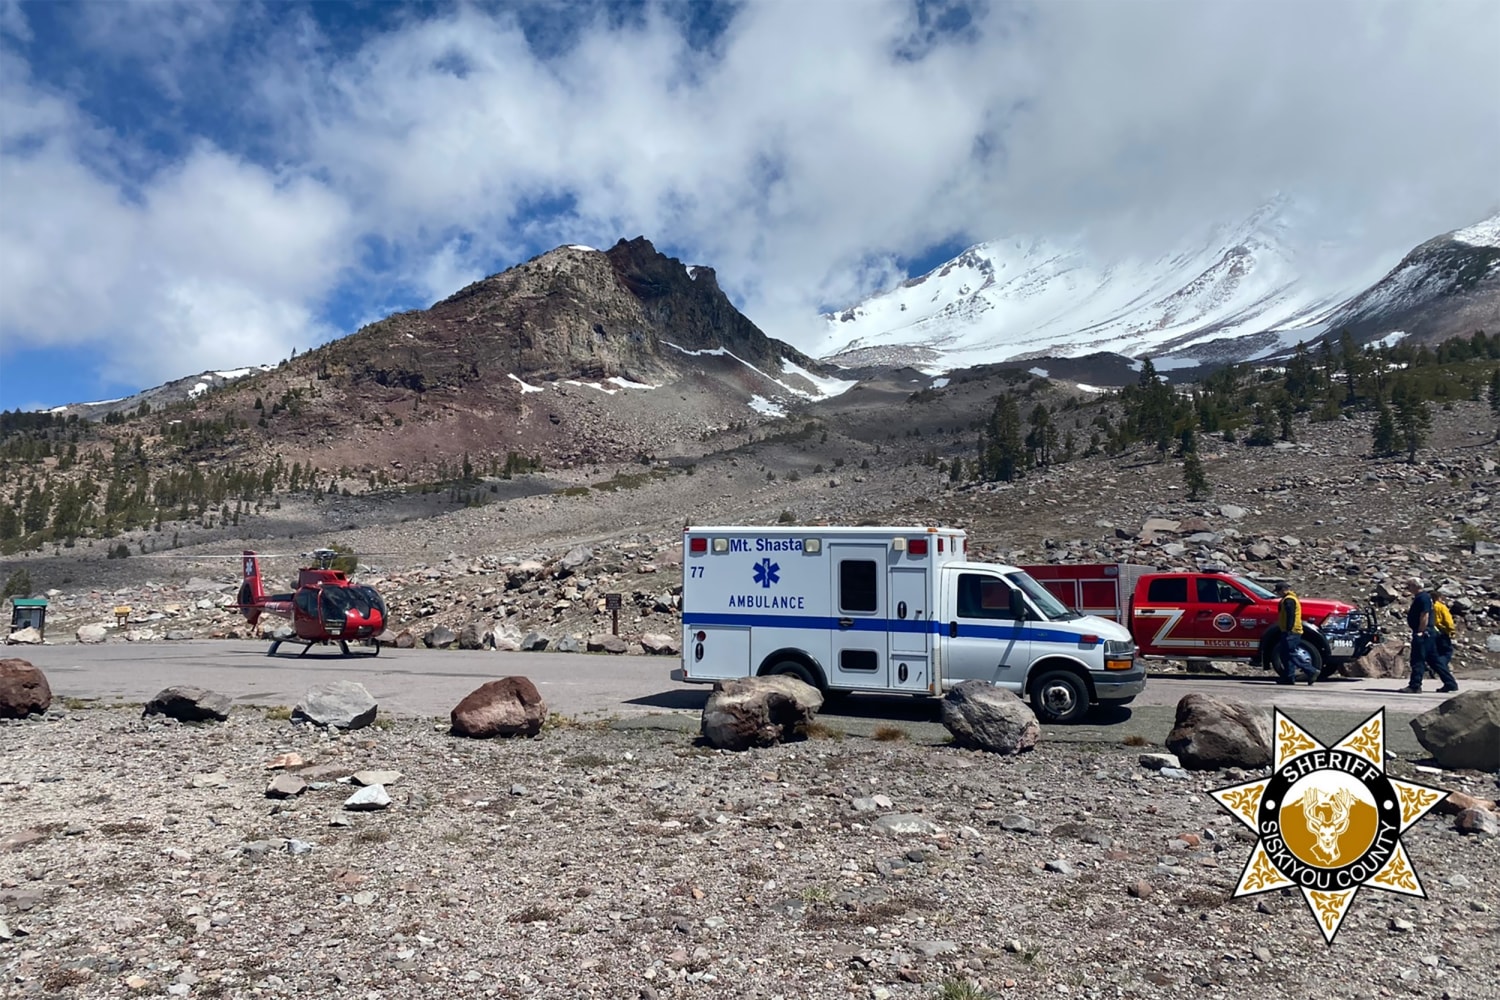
[266,638,382,658]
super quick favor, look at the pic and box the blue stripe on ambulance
[681,613,1101,646]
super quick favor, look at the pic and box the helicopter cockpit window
[295,588,318,617]
[353,586,386,616]
[321,585,380,623]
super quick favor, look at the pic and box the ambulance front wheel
[1030,670,1090,724]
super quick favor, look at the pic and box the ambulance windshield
[1007,571,1078,621]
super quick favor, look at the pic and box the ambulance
[673,525,1144,723]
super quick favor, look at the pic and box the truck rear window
[1146,578,1188,603]
[840,560,878,613]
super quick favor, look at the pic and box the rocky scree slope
[0,710,1496,999]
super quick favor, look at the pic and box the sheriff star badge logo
[1210,708,1448,944]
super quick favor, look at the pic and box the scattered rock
[872,814,942,837]
[142,685,233,723]
[450,677,549,738]
[3,627,42,645]
[291,681,378,731]
[639,632,680,655]
[1165,693,1272,770]
[76,623,108,644]
[352,769,403,787]
[700,675,823,751]
[587,633,629,654]
[344,785,392,811]
[423,625,458,649]
[1454,808,1499,837]
[1410,691,1500,772]
[266,774,307,799]
[940,680,1040,754]
[0,658,51,719]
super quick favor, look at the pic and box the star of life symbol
[752,558,780,589]
[1210,708,1447,944]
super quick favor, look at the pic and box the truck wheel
[766,661,820,691]
[1269,640,1324,680]
[1030,670,1090,724]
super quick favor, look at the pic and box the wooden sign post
[604,593,622,636]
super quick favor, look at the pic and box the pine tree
[1392,381,1431,462]
[1371,401,1399,457]
[978,393,1024,482]
[1183,449,1210,500]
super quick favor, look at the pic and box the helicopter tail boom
[238,551,266,624]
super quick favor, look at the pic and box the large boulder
[456,621,486,651]
[1410,691,1500,772]
[1342,638,1408,679]
[587,634,629,654]
[940,680,1040,754]
[0,658,51,719]
[639,633,680,656]
[1165,693,1272,770]
[700,675,823,751]
[451,677,548,738]
[76,624,108,644]
[291,680,378,730]
[143,685,233,723]
[423,625,458,649]
[4,627,42,646]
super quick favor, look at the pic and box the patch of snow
[1151,357,1203,372]
[747,395,786,418]
[664,342,728,358]
[507,373,544,394]
[187,382,211,398]
[778,358,857,398]
[566,244,597,252]
[1027,367,1050,378]
[214,368,259,379]
[563,379,617,395]
[1371,331,1408,349]
[1451,214,1500,248]
[1074,383,1105,393]
[606,376,656,390]
[931,377,951,389]
[405,333,415,339]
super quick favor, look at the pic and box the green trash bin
[9,597,47,640]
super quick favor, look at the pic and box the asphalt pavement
[13,640,1492,760]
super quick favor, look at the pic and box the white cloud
[1,0,1497,400]
[0,1,30,44]
[0,57,353,388]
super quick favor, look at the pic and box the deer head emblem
[1302,787,1355,863]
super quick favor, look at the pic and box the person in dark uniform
[1401,577,1458,694]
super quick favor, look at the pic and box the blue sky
[1,0,1496,412]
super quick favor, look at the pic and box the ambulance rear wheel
[766,661,820,692]
[1030,670,1089,724]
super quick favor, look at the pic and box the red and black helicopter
[237,549,390,657]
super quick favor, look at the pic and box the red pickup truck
[1022,564,1380,679]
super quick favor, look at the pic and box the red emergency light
[907,538,929,556]
[689,537,708,554]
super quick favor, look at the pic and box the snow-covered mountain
[814,205,1496,371]
[1318,215,1500,345]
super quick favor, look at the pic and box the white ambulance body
[674,525,1144,723]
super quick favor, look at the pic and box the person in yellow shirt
[1273,581,1314,686]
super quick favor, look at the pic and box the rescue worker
[1273,581,1314,686]
[1401,577,1458,694]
